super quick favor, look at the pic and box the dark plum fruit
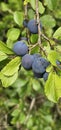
[56,60,61,69]
[43,72,49,81]
[32,57,49,74]
[23,19,28,27]
[56,60,61,65]
[32,57,46,74]
[27,19,42,34]
[33,53,41,59]
[13,41,28,56]
[38,57,50,69]
[22,54,34,70]
[56,60,60,65]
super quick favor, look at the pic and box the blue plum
[56,60,61,65]
[22,54,34,70]
[32,57,49,74]
[23,19,28,27]
[27,19,42,34]
[13,41,28,56]
[32,57,46,74]
[38,57,50,69]
[56,60,61,69]
[43,72,49,81]
[33,53,41,59]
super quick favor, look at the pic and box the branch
[25,98,35,123]
[35,0,47,57]
[41,33,53,48]
[24,4,28,19]
[36,0,41,45]
[24,2,30,44]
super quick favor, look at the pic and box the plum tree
[27,19,42,34]
[13,41,28,56]
[22,54,34,70]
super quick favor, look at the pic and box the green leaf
[11,117,18,125]
[45,72,61,102]
[14,11,24,26]
[45,28,53,37]
[1,2,9,12]
[30,0,45,14]
[5,99,18,107]
[24,0,30,5]
[1,57,21,76]
[0,41,14,54]
[11,109,20,117]
[46,65,53,72]
[55,9,61,19]
[28,9,35,19]
[39,1,45,14]
[41,15,56,28]
[32,79,41,91]
[0,72,18,88]
[30,34,38,44]
[47,50,60,66]
[19,113,26,124]
[44,0,58,10]
[13,78,28,88]
[44,0,53,10]
[6,39,13,49]
[0,51,8,61]
[7,28,20,41]
[27,117,33,128]
[53,27,61,39]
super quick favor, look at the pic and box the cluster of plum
[13,40,49,81]
[12,19,49,81]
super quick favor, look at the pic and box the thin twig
[36,0,41,45]
[41,33,52,48]
[24,4,28,19]
[35,0,47,57]
[52,38,61,44]
[25,98,35,123]
[29,43,39,50]
[29,98,35,111]
[24,3,31,44]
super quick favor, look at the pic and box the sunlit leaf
[14,11,24,26]
[0,41,14,54]
[45,72,61,102]
[1,57,21,76]
[0,51,8,61]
